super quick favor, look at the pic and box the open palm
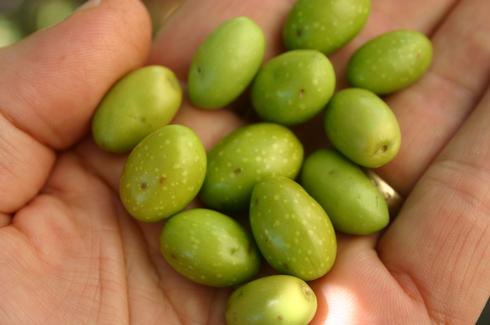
[0,0,488,324]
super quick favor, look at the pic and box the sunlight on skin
[319,284,358,325]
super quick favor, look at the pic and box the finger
[0,0,151,149]
[0,113,54,213]
[8,154,130,324]
[379,89,490,324]
[0,213,11,227]
[0,0,151,213]
[112,198,186,325]
[377,0,490,194]
[150,0,456,81]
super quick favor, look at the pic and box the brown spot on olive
[277,315,283,321]
[299,88,305,98]
[140,182,148,190]
[159,175,167,184]
[375,144,389,155]
[296,27,303,37]
[233,167,242,175]
[301,283,313,299]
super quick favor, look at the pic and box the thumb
[0,0,151,213]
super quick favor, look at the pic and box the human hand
[1,0,489,324]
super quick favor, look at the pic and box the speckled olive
[283,0,371,55]
[301,149,389,235]
[160,209,260,287]
[92,66,182,153]
[325,88,401,168]
[226,275,317,325]
[120,125,206,222]
[188,16,265,109]
[250,176,336,280]
[347,30,433,94]
[201,123,303,212]
[251,50,335,126]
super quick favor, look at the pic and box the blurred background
[0,0,488,323]
[0,0,182,47]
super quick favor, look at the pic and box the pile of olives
[91,0,432,323]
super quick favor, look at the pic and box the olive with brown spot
[251,50,335,125]
[325,88,401,168]
[120,125,206,222]
[283,0,371,55]
[201,123,304,212]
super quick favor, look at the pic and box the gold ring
[364,170,403,215]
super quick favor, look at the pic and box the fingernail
[77,0,102,12]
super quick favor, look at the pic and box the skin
[0,0,489,324]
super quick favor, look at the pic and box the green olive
[92,66,182,153]
[283,0,371,54]
[347,30,433,94]
[301,149,389,235]
[120,125,206,222]
[250,176,337,280]
[251,50,335,125]
[201,123,303,212]
[188,16,265,109]
[226,275,317,325]
[325,88,401,168]
[160,209,260,287]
